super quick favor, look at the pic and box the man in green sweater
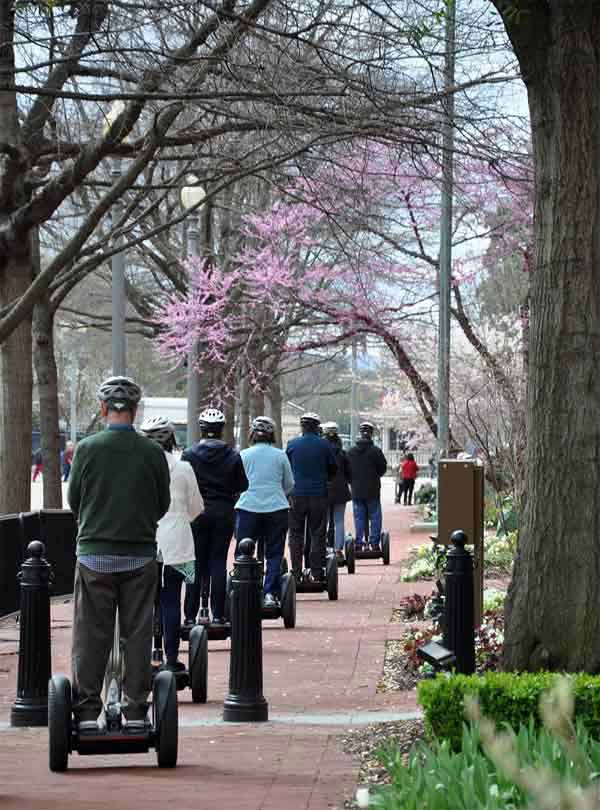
[68,376,170,731]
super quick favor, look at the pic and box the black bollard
[10,541,53,727]
[442,530,475,675]
[223,538,268,722]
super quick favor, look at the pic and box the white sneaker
[78,719,100,733]
[263,593,278,608]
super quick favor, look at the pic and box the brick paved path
[0,481,430,809]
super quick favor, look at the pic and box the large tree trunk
[0,257,33,514]
[32,296,62,508]
[239,375,250,451]
[267,375,283,449]
[501,2,600,671]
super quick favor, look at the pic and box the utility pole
[69,365,77,445]
[111,157,126,376]
[436,0,456,464]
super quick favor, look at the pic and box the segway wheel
[48,675,71,772]
[189,625,208,704]
[326,555,338,601]
[280,557,289,575]
[345,539,356,575]
[280,573,296,629]
[224,574,233,623]
[154,671,178,768]
[382,531,390,566]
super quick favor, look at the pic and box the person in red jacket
[400,453,418,506]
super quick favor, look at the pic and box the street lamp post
[103,102,127,376]
[180,177,206,446]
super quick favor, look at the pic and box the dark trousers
[161,565,185,663]
[72,560,157,722]
[184,510,234,622]
[288,495,328,576]
[403,478,415,505]
[235,509,289,596]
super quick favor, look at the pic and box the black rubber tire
[189,625,208,704]
[280,573,296,629]
[154,671,178,768]
[345,539,356,575]
[326,555,338,601]
[48,675,71,772]
[224,574,233,623]
[382,532,390,566]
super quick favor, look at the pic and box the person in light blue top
[235,416,294,607]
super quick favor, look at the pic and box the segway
[182,573,231,642]
[256,537,297,628]
[151,567,209,703]
[326,507,355,575]
[295,519,338,600]
[351,507,391,566]
[49,608,178,772]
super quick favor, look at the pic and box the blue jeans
[330,503,346,551]
[352,498,382,546]
[235,509,289,597]
[161,565,185,663]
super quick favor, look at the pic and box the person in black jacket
[322,422,352,562]
[347,421,388,550]
[182,407,248,624]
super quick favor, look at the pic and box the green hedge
[417,671,600,750]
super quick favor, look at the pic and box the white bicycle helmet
[198,407,225,426]
[299,411,320,427]
[250,416,276,441]
[359,420,376,438]
[139,415,175,449]
[97,376,142,411]
[321,421,339,436]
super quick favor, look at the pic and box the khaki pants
[71,560,157,722]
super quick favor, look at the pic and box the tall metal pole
[186,215,201,446]
[435,0,456,463]
[111,158,126,376]
[350,339,358,444]
[69,365,77,445]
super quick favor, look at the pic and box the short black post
[443,530,475,674]
[10,541,53,727]
[223,539,268,722]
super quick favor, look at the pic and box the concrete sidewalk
[0,482,428,809]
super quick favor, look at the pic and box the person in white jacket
[140,416,204,672]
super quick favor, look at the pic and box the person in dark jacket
[182,407,248,624]
[322,422,352,562]
[286,412,338,582]
[347,421,388,550]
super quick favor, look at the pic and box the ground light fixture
[416,640,456,671]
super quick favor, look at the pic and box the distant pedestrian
[400,453,418,506]
[63,441,75,481]
[32,447,43,481]
[395,461,404,504]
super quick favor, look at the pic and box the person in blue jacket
[286,412,337,582]
[235,416,294,608]
[182,407,248,625]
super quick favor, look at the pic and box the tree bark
[267,375,283,449]
[32,294,62,509]
[222,397,235,448]
[239,375,250,451]
[497,1,600,671]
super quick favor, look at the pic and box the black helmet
[97,376,142,412]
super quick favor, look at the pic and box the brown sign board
[438,460,484,625]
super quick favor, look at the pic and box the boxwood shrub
[417,671,600,750]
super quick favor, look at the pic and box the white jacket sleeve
[185,463,204,521]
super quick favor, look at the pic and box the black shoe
[371,544,381,553]
[183,618,195,627]
[309,569,325,583]
[212,617,225,626]
[162,660,186,673]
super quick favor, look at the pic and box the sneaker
[370,544,381,553]
[183,618,195,628]
[122,717,149,733]
[78,719,100,734]
[212,617,225,626]
[162,660,186,673]
[263,593,278,608]
[309,569,325,583]
[335,550,345,562]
